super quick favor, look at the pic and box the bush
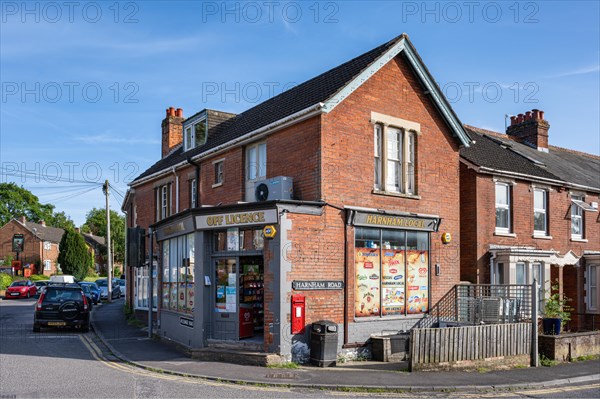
[29,274,49,281]
[0,273,13,290]
[57,229,92,281]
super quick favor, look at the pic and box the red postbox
[291,294,305,334]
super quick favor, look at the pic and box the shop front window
[214,228,264,252]
[135,266,157,310]
[355,227,429,318]
[161,234,195,313]
[215,258,237,313]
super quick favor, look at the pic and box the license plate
[10,292,19,296]
[47,322,66,326]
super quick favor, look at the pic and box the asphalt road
[1,298,598,399]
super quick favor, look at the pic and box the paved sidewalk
[91,300,600,391]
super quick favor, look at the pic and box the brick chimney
[161,107,184,158]
[19,216,26,224]
[506,109,549,151]
[40,220,46,227]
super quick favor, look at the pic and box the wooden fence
[410,323,531,370]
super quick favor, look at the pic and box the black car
[33,283,90,332]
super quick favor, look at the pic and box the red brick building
[460,111,600,331]
[123,34,472,361]
[0,216,63,276]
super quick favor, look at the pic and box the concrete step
[206,338,263,352]
[190,347,283,367]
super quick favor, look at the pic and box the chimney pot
[507,109,549,151]
[517,114,524,123]
[525,111,532,120]
[539,110,544,120]
[510,116,517,126]
[176,108,183,118]
[168,107,175,117]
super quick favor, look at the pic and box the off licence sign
[292,281,344,290]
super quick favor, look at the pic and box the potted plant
[542,281,572,335]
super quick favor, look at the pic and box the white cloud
[545,65,600,79]
[74,133,159,145]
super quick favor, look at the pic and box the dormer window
[184,119,207,151]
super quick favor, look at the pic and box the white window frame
[492,262,505,284]
[571,194,584,239]
[214,160,224,186]
[533,188,548,236]
[43,241,52,250]
[374,124,382,190]
[246,142,267,183]
[183,119,207,151]
[495,182,511,234]
[191,179,197,208]
[161,185,168,220]
[588,265,598,311]
[43,260,51,271]
[374,125,417,195]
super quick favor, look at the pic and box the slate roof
[82,233,106,247]
[462,126,600,191]
[132,34,407,183]
[20,220,65,243]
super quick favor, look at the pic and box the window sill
[372,189,421,200]
[494,231,517,237]
[354,314,425,323]
[533,234,553,240]
[212,182,223,188]
[571,238,588,243]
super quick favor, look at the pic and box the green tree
[82,208,125,263]
[0,183,54,226]
[48,211,76,231]
[57,229,92,280]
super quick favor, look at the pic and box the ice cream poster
[381,249,405,315]
[406,250,429,314]
[355,247,380,317]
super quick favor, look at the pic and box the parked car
[79,282,100,305]
[33,283,90,332]
[79,284,94,310]
[34,280,50,296]
[50,275,77,283]
[117,279,126,296]
[95,278,121,300]
[5,280,37,299]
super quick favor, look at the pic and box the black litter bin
[310,320,338,367]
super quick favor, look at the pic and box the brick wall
[0,220,60,275]
[320,54,463,306]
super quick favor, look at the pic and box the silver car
[95,278,121,300]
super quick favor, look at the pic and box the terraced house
[122,34,473,361]
[460,111,600,331]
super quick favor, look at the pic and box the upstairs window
[246,142,266,182]
[571,194,584,239]
[190,179,197,208]
[495,182,511,233]
[214,160,224,186]
[533,189,548,236]
[374,123,416,195]
[184,119,207,151]
[155,184,171,222]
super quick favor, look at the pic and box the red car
[5,280,37,299]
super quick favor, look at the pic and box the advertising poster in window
[187,283,194,312]
[381,249,405,315]
[226,286,237,312]
[406,250,429,314]
[178,282,186,311]
[170,284,177,309]
[216,285,226,312]
[355,247,381,317]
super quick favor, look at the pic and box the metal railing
[416,284,533,329]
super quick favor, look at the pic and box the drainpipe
[187,157,201,206]
[171,167,179,213]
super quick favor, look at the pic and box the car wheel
[33,324,41,333]
[26,291,30,299]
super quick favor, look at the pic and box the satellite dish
[255,183,269,201]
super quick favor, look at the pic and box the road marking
[517,382,600,395]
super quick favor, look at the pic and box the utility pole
[103,180,113,303]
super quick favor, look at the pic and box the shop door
[213,258,238,340]
[239,257,264,339]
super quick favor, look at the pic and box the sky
[1,0,599,226]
